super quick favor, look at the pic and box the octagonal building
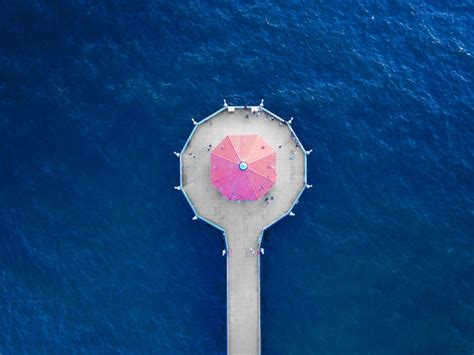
[210,134,277,200]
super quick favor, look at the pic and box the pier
[180,105,307,354]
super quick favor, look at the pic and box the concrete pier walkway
[180,106,306,354]
[227,229,260,354]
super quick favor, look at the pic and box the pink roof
[210,135,276,201]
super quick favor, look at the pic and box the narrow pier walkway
[227,229,260,354]
[180,106,306,354]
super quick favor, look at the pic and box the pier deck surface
[181,107,305,354]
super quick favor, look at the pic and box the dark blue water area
[0,0,473,354]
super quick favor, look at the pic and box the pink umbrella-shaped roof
[210,135,276,201]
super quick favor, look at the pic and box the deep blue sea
[1,1,473,354]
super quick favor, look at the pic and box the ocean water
[0,1,473,354]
